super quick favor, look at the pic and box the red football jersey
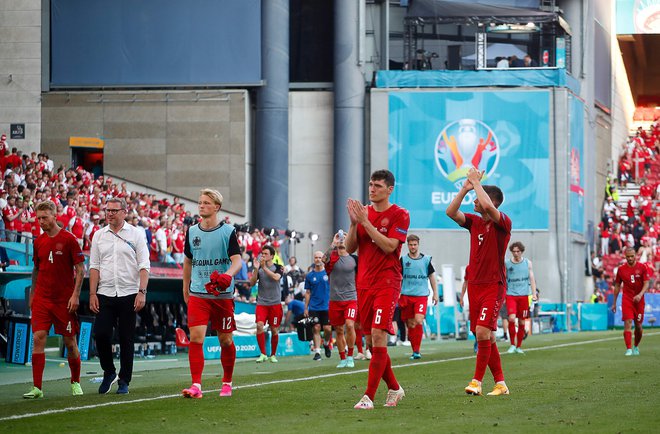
[462,212,512,286]
[3,206,18,231]
[33,229,85,303]
[173,231,185,253]
[615,262,648,298]
[356,204,410,289]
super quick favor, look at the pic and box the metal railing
[0,229,34,266]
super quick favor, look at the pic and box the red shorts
[622,296,645,323]
[399,295,428,321]
[468,283,504,334]
[329,300,358,327]
[255,304,283,328]
[188,296,236,333]
[31,297,78,337]
[358,286,399,334]
[506,295,530,319]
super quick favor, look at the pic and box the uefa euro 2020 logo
[434,119,500,193]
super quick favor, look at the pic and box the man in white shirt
[44,153,54,172]
[89,198,150,395]
[603,197,617,214]
[154,219,168,262]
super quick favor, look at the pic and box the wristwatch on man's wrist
[138,288,147,295]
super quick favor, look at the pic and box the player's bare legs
[311,323,322,359]
[335,319,356,368]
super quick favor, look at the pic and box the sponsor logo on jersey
[191,258,232,267]
[403,273,428,280]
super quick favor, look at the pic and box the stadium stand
[594,118,659,300]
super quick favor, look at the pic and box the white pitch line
[2,332,657,422]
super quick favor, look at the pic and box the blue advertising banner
[62,317,94,361]
[203,333,309,359]
[6,317,32,364]
[569,94,585,234]
[611,293,660,327]
[388,91,550,229]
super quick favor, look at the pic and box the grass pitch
[0,330,658,433]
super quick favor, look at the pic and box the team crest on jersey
[381,218,389,226]
[323,275,328,281]
[193,236,201,247]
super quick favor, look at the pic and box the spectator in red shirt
[19,199,37,243]
[8,148,22,171]
[68,207,86,249]
[3,195,20,242]
[171,224,186,264]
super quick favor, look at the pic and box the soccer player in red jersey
[24,200,85,399]
[446,167,511,397]
[346,169,410,409]
[612,247,649,356]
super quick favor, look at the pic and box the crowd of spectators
[0,134,314,314]
[0,136,193,264]
[592,120,660,300]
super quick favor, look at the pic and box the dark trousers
[94,294,137,384]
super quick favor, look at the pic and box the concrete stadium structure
[0,0,639,307]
